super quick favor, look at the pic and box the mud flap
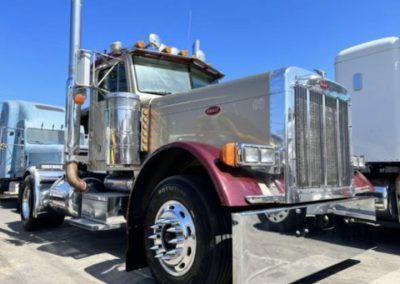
[232,197,376,283]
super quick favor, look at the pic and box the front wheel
[20,176,41,230]
[20,175,65,230]
[144,175,231,284]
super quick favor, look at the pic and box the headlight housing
[220,142,277,167]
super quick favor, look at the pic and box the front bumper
[232,197,376,283]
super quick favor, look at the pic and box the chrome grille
[294,85,351,188]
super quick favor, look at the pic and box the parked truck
[20,0,377,283]
[0,100,65,198]
[336,37,400,224]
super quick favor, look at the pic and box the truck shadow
[0,199,155,283]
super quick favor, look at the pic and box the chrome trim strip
[306,88,311,187]
[245,195,285,204]
[322,95,328,186]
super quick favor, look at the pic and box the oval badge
[205,106,221,116]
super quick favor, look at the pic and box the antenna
[187,10,192,50]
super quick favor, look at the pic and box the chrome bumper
[232,197,376,284]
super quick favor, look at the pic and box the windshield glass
[27,128,64,145]
[191,67,217,89]
[134,56,191,95]
[133,55,218,95]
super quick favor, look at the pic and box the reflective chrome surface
[232,197,376,284]
[148,200,196,277]
[65,0,83,161]
[81,192,128,225]
[104,175,134,192]
[104,92,141,167]
[21,184,31,220]
[148,67,354,204]
[48,177,82,217]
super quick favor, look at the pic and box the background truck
[0,100,65,198]
[336,37,400,224]
[19,0,376,283]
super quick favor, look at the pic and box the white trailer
[336,37,400,222]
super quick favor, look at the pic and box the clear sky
[1,0,399,107]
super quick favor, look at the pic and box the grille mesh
[294,85,351,188]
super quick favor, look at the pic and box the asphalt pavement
[0,199,400,283]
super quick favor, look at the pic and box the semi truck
[0,100,65,198]
[336,37,400,225]
[20,0,377,283]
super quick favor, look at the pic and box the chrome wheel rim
[149,200,196,277]
[266,210,289,223]
[22,186,31,220]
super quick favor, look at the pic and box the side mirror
[149,33,162,49]
[76,50,91,87]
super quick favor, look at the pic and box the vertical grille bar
[295,86,308,187]
[339,101,351,185]
[336,99,343,186]
[322,95,327,186]
[306,89,311,187]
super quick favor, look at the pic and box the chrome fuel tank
[88,92,140,171]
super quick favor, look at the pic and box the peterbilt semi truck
[0,100,66,198]
[20,0,377,283]
[336,37,400,225]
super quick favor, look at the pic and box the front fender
[133,141,262,208]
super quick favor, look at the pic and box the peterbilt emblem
[205,106,221,115]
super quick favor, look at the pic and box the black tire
[20,175,41,230]
[20,175,65,230]
[144,175,231,284]
[258,208,307,233]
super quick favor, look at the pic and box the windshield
[133,55,218,95]
[134,56,190,95]
[27,128,64,145]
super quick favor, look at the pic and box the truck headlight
[220,142,277,167]
[243,146,260,163]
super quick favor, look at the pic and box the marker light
[179,49,188,56]
[73,93,85,105]
[135,40,145,48]
[162,46,172,53]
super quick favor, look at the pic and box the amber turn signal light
[220,143,237,167]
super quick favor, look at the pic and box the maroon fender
[135,141,262,207]
[353,170,374,193]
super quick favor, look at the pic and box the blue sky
[1,0,399,107]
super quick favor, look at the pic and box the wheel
[20,175,41,230]
[144,175,231,284]
[258,208,306,233]
[20,175,65,230]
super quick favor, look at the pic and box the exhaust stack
[65,0,86,192]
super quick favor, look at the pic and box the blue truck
[0,100,66,198]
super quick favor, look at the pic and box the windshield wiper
[143,90,173,96]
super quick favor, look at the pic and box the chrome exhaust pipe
[65,0,86,192]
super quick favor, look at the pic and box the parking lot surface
[1,199,400,283]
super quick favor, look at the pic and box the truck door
[12,124,25,177]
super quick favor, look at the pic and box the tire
[144,175,231,284]
[20,175,41,230]
[20,175,65,230]
[258,208,307,233]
